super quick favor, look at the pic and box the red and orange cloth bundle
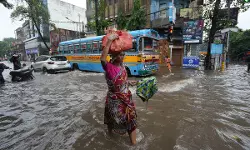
[102,29,133,54]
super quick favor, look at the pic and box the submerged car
[31,55,71,73]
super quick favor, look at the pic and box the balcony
[150,2,175,28]
[150,8,170,28]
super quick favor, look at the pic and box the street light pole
[221,28,238,71]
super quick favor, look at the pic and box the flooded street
[0,62,250,150]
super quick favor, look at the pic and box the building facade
[86,0,204,66]
[20,0,87,61]
[12,27,26,60]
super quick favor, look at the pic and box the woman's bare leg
[108,125,113,135]
[129,130,136,145]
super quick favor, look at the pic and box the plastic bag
[102,30,133,54]
[136,76,158,102]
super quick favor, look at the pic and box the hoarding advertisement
[183,20,204,44]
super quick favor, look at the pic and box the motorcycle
[9,66,34,82]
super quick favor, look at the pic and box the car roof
[39,55,66,58]
[39,55,50,57]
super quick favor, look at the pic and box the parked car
[31,55,71,73]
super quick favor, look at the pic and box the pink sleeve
[104,62,120,80]
[103,62,111,71]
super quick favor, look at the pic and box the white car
[31,55,71,73]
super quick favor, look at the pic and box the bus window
[59,46,64,54]
[139,38,143,52]
[127,39,137,53]
[64,45,69,54]
[69,45,74,54]
[99,41,102,51]
[153,40,158,52]
[81,43,86,53]
[93,42,99,53]
[144,37,153,52]
[86,43,92,53]
[74,44,81,53]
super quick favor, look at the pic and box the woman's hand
[100,33,119,68]
[129,80,138,86]
[108,33,118,41]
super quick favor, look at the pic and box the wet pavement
[0,61,250,150]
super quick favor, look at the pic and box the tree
[91,0,111,35]
[11,0,51,53]
[116,0,147,30]
[116,11,127,30]
[203,0,250,69]
[126,0,147,30]
[0,0,13,9]
[229,29,250,61]
[0,38,15,57]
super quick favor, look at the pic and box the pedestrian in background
[9,54,21,70]
[246,56,250,72]
[0,63,10,84]
[165,55,172,73]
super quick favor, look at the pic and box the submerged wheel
[31,65,36,72]
[42,67,47,73]
[125,67,131,77]
[72,63,79,71]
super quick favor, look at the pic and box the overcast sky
[0,0,249,41]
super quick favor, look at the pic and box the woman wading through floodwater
[100,33,138,145]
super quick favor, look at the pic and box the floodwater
[0,62,250,150]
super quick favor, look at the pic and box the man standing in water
[9,54,21,70]
[246,55,250,72]
[0,63,10,84]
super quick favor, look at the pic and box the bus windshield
[143,37,154,52]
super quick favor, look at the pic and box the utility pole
[94,0,100,36]
[78,14,81,38]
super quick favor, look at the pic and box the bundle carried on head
[102,29,133,54]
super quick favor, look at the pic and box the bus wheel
[125,67,131,77]
[72,63,79,71]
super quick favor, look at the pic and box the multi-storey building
[86,0,204,66]
[19,0,87,61]
[12,27,26,60]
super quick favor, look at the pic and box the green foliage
[203,0,250,36]
[90,0,111,35]
[126,0,147,30]
[116,11,127,30]
[0,38,15,57]
[11,0,50,24]
[229,30,250,60]
[87,20,96,32]
[116,0,147,30]
[11,0,52,51]
[203,0,249,69]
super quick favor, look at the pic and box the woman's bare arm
[100,34,118,67]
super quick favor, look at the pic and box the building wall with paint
[48,0,87,32]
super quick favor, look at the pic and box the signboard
[218,8,239,26]
[183,56,200,68]
[183,20,204,44]
[211,43,223,54]
[26,49,38,54]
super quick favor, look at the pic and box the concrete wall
[48,0,87,32]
